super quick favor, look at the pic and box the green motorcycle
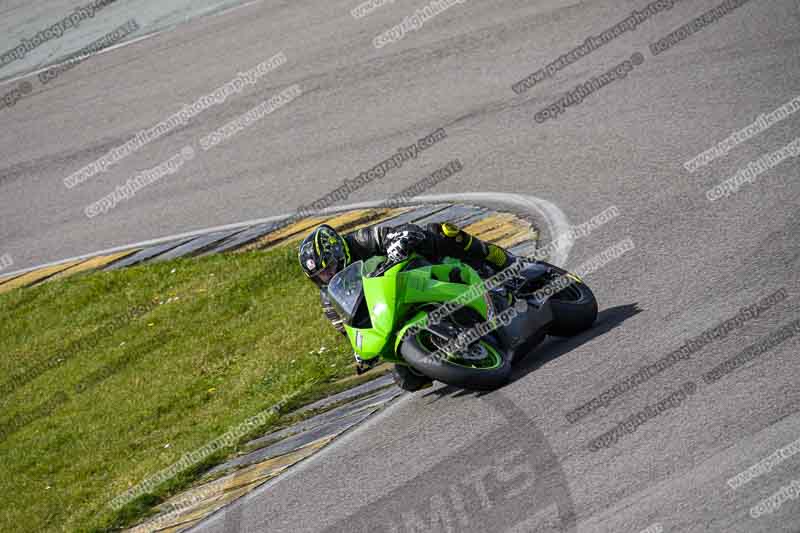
[326,254,597,391]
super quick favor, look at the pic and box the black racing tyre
[399,330,512,391]
[391,364,433,392]
[546,272,598,337]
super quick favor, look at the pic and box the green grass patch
[0,246,356,532]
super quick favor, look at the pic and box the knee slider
[441,222,460,238]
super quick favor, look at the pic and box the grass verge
[0,245,357,532]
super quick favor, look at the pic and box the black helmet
[298,224,351,286]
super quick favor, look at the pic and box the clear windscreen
[326,260,364,324]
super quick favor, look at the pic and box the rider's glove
[354,353,379,375]
[385,229,425,263]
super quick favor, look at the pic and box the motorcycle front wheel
[399,325,512,391]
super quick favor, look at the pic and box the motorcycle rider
[298,221,518,374]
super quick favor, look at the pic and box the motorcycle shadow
[511,302,642,381]
[422,303,642,400]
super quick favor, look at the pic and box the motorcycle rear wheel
[544,266,598,337]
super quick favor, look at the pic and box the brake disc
[459,342,488,362]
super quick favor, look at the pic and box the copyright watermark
[84,146,195,218]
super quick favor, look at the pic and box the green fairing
[339,254,489,364]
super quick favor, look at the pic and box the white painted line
[0,0,271,87]
[1,31,166,86]
[2,192,570,278]
[413,192,573,265]
[191,390,415,533]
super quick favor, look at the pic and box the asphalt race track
[2,0,799,532]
